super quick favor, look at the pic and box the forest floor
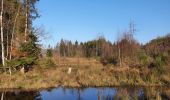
[0,57,170,90]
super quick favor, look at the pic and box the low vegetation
[0,56,169,90]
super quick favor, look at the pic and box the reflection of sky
[38,87,117,100]
[1,87,169,99]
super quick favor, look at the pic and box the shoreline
[0,64,170,91]
[0,85,170,92]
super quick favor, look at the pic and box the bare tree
[0,0,5,67]
[24,0,29,42]
[57,43,60,66]
[6,20,10,59]
[117,31,122,67]
[128,21,136,44]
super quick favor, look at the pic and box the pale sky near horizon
[33,0,170,48]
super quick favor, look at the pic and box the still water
[0,87,170,100]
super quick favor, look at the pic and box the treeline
[53,23,140,66]
[55,38,113,58]
[52,25,170,73]
[0,0,40,73]
[54,34,140,66]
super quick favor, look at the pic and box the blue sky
[33,0,170,47]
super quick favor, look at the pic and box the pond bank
[0,65,170,90]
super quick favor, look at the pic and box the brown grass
[0,57,169,90]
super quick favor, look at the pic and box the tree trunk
[118,41,122,67]
[58,44,60,66]
[10,1,20,60]
[77,47,80,67]
[96,40,98,57]
[0,0,5,68]
[6,30,9,59]
[24,0,28,42]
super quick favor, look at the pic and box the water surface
[0,87,170,100]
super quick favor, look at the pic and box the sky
[33,0,170,48]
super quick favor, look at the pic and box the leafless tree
[0,0,5,68]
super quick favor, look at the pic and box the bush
[161,52,169,64]
[154,55,166,74]
[6,57,36,71]
[138,51,151,66]
[46,48,53,58]
[100,57,117,65]
[45,58,56,67]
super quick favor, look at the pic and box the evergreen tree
[46,45,53,58]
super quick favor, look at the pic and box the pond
[0,87,170,100]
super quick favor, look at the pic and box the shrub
[46,48,53,58]
[154,55,166,74]
[100,57,117,65]
[161,52,169,64]
[45,58,56,67]
[139,51,151,66]
[6,57,36,71]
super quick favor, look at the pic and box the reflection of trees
[62,87,87,100]
[76,88,82,100]
[1,92,4,100]
[114,88,130,100]
[0,87,169,100]
[97,88,118,100]
[114,87,145,100]
[0,90,41,100]
[142,87,170,100]
[75,88,87,100]
[113,87,170,100]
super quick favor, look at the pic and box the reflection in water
[1,92,4,100]
[0,91,40,100]
[0,87,169,100]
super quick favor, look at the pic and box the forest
[0,0,40,74]
[0,0,170,91]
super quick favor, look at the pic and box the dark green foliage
[45,58,55,68]
[6,57,36,70]
[160,52,170,64]
[83,41,98,57]
[16,31,40,71]
[42,46,55,68]
[46,48,53,58]
[59,39,66,57]
[153,54,167,74]
[138,51,151,66]
[38,58,56,68]
[20,32,41,59]
[57,37,108,58]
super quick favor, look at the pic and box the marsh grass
[0,57,169,89]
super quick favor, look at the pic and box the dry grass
[54,57,100,66]
[0,57,169,90]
